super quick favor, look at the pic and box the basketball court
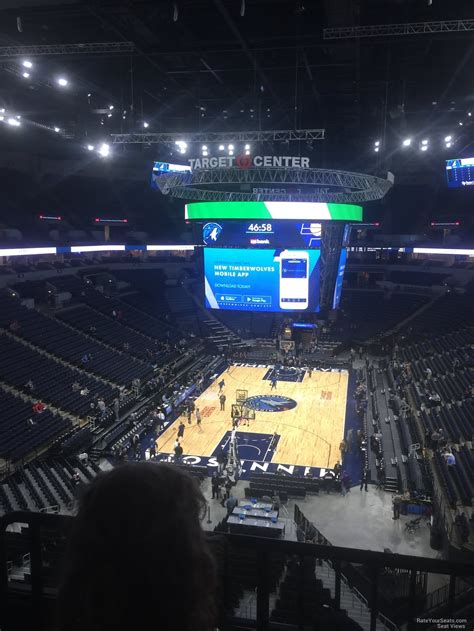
[157,365,348,469]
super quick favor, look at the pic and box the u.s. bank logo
[203,222,223,245]
[245,395,297,413]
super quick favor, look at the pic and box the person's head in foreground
[57,462,215,631]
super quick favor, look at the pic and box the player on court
[270,374,278,390]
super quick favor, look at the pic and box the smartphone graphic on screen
[279,250,309,310]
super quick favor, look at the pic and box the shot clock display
[198,220,321,248]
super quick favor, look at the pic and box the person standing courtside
[219,393,226,411]
[196,407,202,432]
[360,468,369,492]
[218,379,225,393]
[177,421,185,439]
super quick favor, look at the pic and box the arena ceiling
[0,1,473,235]
[0,0,473,160]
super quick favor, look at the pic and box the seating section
[0,293,153,385]
[0,335,118,418]
[0,389,70,463]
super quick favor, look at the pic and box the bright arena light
[22,72,30,79]
[446,142,452,148]
[143,121,149,128]
[245,144,250,150]
[228,144,234,150]
[22,60,33,68]
[87,144,94,151]
[374,147,379,153]
[202,145,208,151]
[54,127,60,133]
[57,77,68,87]
[402,138,412,147]
[420,145,428,152]
[229,150,234,155]
[374,140,380,147]
[98,143,110,157]
[219,144,224,151]
[444,135,452,142]
[7,118,20,127]
[245,150,250,155]
[421,139,428,145]
[109,105,114,110]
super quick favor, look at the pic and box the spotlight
[54,127,60,133]
[179,148,186,154]
[402,138,412,147]
[87,93,92,98]
[420,145,428,152]
[87,144,94,151]
[219,144,225,151]
[374,140,380,147]
[22,72,30,78]
[203,150,208,157]
[228,144,234,150]
[245,144,250,150]
[229,150,234,156]
[57,77,68,87]
[421,139,428,145]
[444,135,452,142]
[7,118,20,127]
[445,142,452,148]
[374,147,379,153]
[98,143,110,157]
[0,116,3,121]
[143,121,149,128]
[459,122,463,126]
[107,113,112,118]
[468,112,472,117]
[245,150,250,155]
[109,105,114,110]
[202,145,208,151]
[22,60,33,68]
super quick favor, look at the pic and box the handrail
[1,511,473,631]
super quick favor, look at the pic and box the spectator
[360,468,369,492]
[32,401,45,414]
[177,421,185,439]
[25,379,34,391]
[219,393,226,411]
[157,408,165,431]
[218,379,225,393]
[72,382,80,392]
[392,494,405,520]
[225,494,238,515]
[174,441,183,462]
[57,463,216,631]
[211,472,221,499]
[444,451,456,467]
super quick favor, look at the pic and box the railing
[1,511,473,631]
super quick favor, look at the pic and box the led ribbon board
[185,201,362,221]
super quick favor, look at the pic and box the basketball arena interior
[0,2,473,631]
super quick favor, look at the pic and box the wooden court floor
[157,365,348,469]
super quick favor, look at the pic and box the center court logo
[245,395,297,413]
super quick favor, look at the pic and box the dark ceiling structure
[0,0,473,234]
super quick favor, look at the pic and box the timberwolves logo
[245,395,297,413]
[203,222,223,245]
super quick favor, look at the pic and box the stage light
[202,145,208,151]
[402,138,412,147]
[22,72,30,78]
[107,113,112,118]
[179,148,186,154]
[459,122,463,126]
[219,144,224,151]
[0,116,4,121]
[87,93,92,97]
[57,77,68,87]
[420,145,428,152]
[229,150,234,155]
[7,118,20,127]
[444,135,452,142]
[54,127,60,133]
[109,105,114,110]
[203,150,208,157]
[374,140,380,147]
[245,150,250,155]
[374,147,379,153]
[421,139,428,145]
[228,144,234,150]
[98,143,110,157]
[245,144,250,150]
[143,121,149,128]
[22,60,33,68]
[87,144,94,151]
[445,142,452,148]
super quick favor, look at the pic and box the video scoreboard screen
[198,220,321,248]
[446,158,474,188]
[204,248,320,313]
